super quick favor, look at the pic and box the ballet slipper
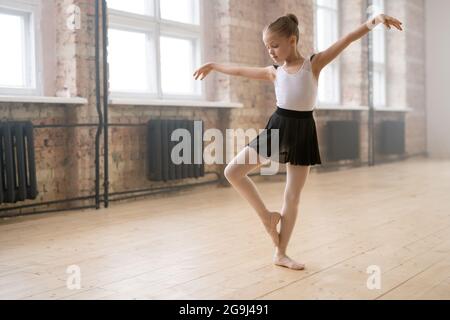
[273,254,305,270]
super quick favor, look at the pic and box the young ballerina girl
[193,13,402,270]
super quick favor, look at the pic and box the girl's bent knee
[224,165,235,182]
[224,165,243,182]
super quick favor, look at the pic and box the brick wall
[0,0,427,215]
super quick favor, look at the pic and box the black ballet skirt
[246,106,322,166]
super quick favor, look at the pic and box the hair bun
[286,13,299,26]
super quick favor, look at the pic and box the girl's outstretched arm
[312,14,403,74]
[193,63,275,82]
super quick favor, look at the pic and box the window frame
[0,0,42,96]
[313,0,341,106]
[107,0,204,100]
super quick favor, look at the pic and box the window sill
[109,98,244,109]
[316,105,413,112]
[0,95,88,105]
[374,107,413,112]
[316,105,370,111]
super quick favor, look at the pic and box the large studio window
[107,0,202,99]
[314,0,341,105]
[0,2,39,95]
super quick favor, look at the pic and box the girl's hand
[371,14,403,31]
[367,14,403,31]
[193,63,214,80]
[379,14,403,30]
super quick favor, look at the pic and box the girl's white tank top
[274,54,318,112]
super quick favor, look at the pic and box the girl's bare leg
[273,163,310,270]
[224,146,282,246]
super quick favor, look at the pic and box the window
[0,0,40,95]
[371,0,386,107]
[107,0,202,99]
[107,0,154,16]
[314,0,340,105]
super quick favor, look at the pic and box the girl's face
[263,31,296,64]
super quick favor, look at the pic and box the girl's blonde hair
[264,13,300,44]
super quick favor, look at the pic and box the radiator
[326,120,360,161]
[379,121,405,155]
[147,119,204,182]
[0,121,38,204]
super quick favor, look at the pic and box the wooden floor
[1,157,449,300]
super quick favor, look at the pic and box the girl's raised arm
[312,14,403,74]
[193,63,275,82]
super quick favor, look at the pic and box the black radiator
[379,121,405,155]
[147,119,204,182]
[326,120,360,161]
[0,121,38,204]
